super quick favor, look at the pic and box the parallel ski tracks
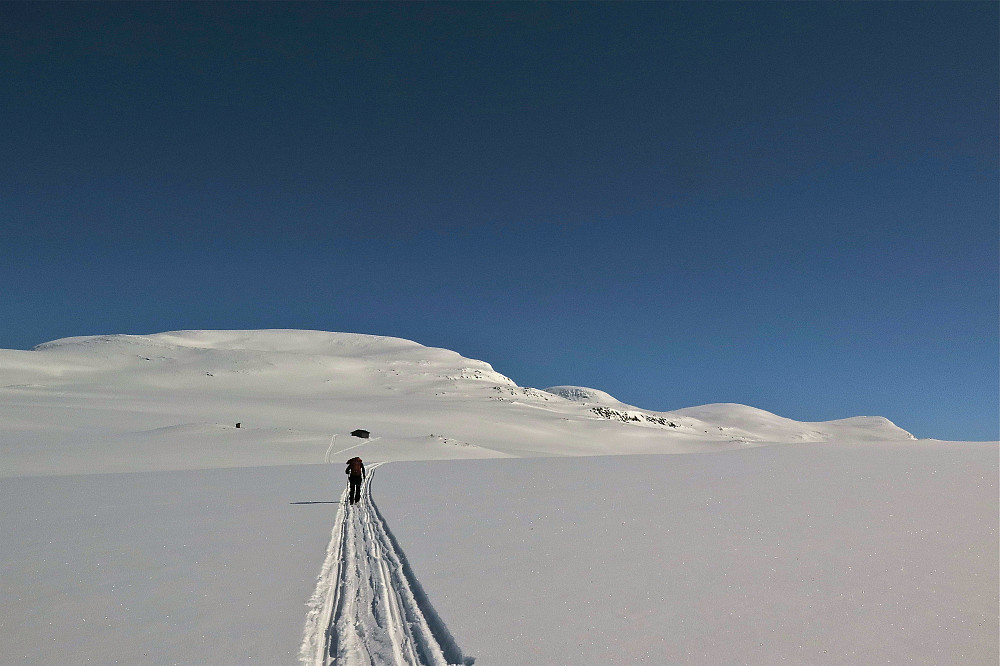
[301,464,468,666]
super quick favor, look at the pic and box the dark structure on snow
[351,429,370,439]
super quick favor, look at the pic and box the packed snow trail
[301,464,471,666]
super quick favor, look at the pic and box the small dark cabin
[351,429,370,439]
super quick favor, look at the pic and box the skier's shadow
[290,501,341,505]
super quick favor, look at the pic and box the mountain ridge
[0,329,916,476]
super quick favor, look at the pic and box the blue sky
[2,3,997,440]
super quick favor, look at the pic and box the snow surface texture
[1,330,995,665]
[376,445,997,664]
[301,464,471,666]
[1,465,338,663]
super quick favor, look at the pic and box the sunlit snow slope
[1,329,914,476]
[1,330,992,666]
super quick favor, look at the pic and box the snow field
[375,441,998,664]
[1,465,340,664]
[3,439,995,665]
[1,330,993,665]
[0,330,918,479]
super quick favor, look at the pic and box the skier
[345,456,365,505]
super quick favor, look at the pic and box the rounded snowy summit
[544,385,628,407]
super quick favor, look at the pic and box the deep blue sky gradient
[2,3,997,439]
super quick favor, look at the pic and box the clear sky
[2,2,997,440]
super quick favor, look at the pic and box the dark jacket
[345,457,365,479]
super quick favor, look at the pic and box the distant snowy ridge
[548,384,915,442]
[37,329,468,362]
[1,329,916,477]
[26,329,514,388]
[673,402,916,442]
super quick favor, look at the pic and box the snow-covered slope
[673,402,917,442]
[0,329,915,476]
[547,386,915,442]
[545,384,628,406]
[1,330,993,666]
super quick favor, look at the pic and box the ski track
[329,435,382,461]
[301,463,470,666]
[323,435,338,464]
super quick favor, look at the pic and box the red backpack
[345,457,364,476]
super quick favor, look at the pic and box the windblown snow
[1,330,995,665]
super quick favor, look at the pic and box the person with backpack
[345,456,365,505]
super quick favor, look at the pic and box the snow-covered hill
[1,329,914,476]
[1,330,994,666]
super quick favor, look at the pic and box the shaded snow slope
[1,329,916,476]
[1,464,340,665]
[377,441,998,665]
